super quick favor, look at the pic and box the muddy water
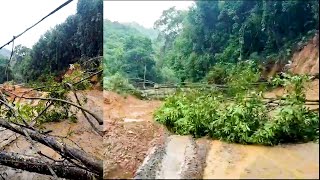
[203,141,319,179]
[0,128,18,149]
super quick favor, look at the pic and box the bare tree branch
[72,69,102,86]
[0,151,99,180]
[0,118,103,176]
[66,83,103,136]
[0,67,104,178]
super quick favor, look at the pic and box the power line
[0,0,74,50]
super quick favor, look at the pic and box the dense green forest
[103,20,161,85]
[0,56,13,83]
[104,1,318,86]
[3,0,103,84]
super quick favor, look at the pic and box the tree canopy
[104,0,319,85]
[104,20,159,83]
[10,0,103,83]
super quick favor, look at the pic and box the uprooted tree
[0,57,104,180]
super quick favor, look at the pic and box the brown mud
[103,91,167,179]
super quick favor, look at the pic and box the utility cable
[0,0,74,50]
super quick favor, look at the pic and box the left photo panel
[0,0,104,179]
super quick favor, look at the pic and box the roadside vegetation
[154,68,319,145]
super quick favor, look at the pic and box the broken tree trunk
[0,118,103,176]
[0,151,99,180]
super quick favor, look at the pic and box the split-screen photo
[0,0,319,179]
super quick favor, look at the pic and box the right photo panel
[103,0,319,179]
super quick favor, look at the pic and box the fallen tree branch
[0,98,34,130]
[0,63,104,178]
[67,83,103,136]
[0,100,57,173]
[22,128,58,178]
[72,69,102,86]
[264,99,319,105]
[0,98,58,177]
[0,108,85,177]
[0,118,103,176]
[0,151,99,180]
[1,89,103,125]
[50,133,86,153]
[6,68,102,100]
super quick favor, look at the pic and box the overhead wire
[1,0,75,89]
[0,0,75,178]
[0,0,74,50]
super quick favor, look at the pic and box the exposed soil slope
[289,33,319,75]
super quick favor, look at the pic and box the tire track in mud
[135,135,211,179]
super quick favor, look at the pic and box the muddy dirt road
[104,87,319,179]
[103,91,167,179]
[136,135,318,179]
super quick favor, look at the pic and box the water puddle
[123,118,144,123]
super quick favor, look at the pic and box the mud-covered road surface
[103,88,318,179]
[135,135,318,179]
[133,136,319,179]
[0,87,103,179]
[103,91,167,179]
[135,135,211,179]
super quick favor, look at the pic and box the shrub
[205,63,229,84]
[225,60,261,96]
[104,72,142,97]
[160,66,180,84]
[155,73,319,145]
